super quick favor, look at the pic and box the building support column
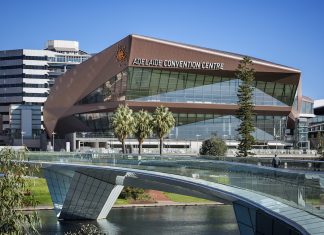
[66,132,76,152]
[92,142,99,149]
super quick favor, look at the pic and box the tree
[316,131,323,156]
[199,137,228,157]
[112,105,135,154]
[236,57,256,157]
[133,110,153,154]
[119,187,148,201]
[152,106,175,155]
[0,148,40,234]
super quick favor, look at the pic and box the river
[37,205,239,234]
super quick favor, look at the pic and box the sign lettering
[132,58,224,70]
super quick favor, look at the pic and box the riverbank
[22,201,223,211]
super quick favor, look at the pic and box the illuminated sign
[132,58,224,70]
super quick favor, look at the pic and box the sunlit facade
[44,35,301,146]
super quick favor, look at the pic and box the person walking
[272,154,281,168]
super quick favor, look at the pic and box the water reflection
[38,205,239,235]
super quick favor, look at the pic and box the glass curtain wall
[76,67,297,107]
[75,112,286,142]
[127,67,296,106]
[74,66,292,142]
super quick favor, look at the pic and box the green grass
[115,199,129,205]
[27,178,53,206]
[27,178,129,206]
[163,192,212,203]
[26,178,213,207]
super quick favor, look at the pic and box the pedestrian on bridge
[272,154,281,168]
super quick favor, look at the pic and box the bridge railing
[26,151,324,171]
[25,152,324,219]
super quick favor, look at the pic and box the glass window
[176,73,187,90]
[204,76,213,85]
[186,74,196,89]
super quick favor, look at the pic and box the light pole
[196,134,201,153]
[52,132,56,151]
[21,131,25,146]
[168,134,173,153]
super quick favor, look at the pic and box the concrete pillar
[76,140,81,150]
[66,132,76,151]
[59,171,123,220]
[92,142,99,149]
[104,142,108,149]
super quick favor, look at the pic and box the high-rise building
[0,40,91,148]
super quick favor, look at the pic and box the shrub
[65,224,102,235]
[119,187,148,200]
[199,137,227,156]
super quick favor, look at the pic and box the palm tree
[153,106,175,155]
[133,110,153,154]
[112,105,135,154]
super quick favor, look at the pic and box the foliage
[316,131,324,156]
[199,137,228,157]
[119,187,149,201]
[0,148,40,234]
[112,105,135,154]
[153,106,175,155]
[236,56,256,157]
[133,110,153,154]
[65,224,103,235]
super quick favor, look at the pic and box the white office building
[0,40,91,148]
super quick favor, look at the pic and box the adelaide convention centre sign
[132,58,224,70]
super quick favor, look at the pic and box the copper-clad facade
[44,35,300,142]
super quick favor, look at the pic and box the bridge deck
[23,153,324,235]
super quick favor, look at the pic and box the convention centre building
[43,35,309,151]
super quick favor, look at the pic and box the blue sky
[1,0,324,99]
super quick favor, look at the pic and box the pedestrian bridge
[26,153,324,235]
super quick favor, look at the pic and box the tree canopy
[0,148,40,234]
[236,56,256,157]
[199,137,228,157]
[153,106,175,155]
[133,110,153,154]
[112,105,135,154]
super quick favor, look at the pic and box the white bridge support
[233,201,302,235]
[41,163,324,234]
[44,167,124,220]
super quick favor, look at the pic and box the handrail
[23,152,324,220]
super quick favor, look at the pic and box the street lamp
[168,134,174,153]
[52,132,56,151]
[21,131,25,146]
[196,134,201,153]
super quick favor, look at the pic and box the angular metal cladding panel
[44,36,132,135]
[129,35,300,80]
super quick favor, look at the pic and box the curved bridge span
[26,155,324,235]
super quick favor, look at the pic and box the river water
[37,205,239,235]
